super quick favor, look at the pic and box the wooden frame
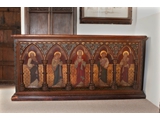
[80,7,132,24]
[11,35,147,101]
[24,7,77,34]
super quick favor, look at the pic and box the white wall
[135,7,160,107]
[77,7,137,35]
[77,7,160,107]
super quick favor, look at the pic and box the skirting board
[11,90,146,101]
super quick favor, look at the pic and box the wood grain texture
[52,14,72,34]
[29,13,48,34]
[0,7,21,83]
[26,7,77,35]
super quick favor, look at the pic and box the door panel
[3,30,12,43]
[52,14,72,34]
[0,66,2,80]
[3,66,14,80]
[0,30,3,42]
[0,47,2,61]
[2,48,14,61]
[0,7,20,83]
[30,13,48,34]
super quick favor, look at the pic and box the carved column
[112,59,117,89]
[133,59,138,89]
[20,60,25,91]
[65,60,72,90]
[42,60,48,91]
[89,59,95,90]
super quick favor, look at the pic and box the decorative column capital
[42,60,48,65]
[66,60,72,64]
[113,59,117,64]
[89,59,94,64]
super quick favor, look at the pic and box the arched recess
[70,45,91,88]
[116,46,135,87]
[21,44,43,88]
[22,44,43,64]
[45,44,68,87]
[94,44,114,63]
[117,45,136,61]
[93,45,114,87]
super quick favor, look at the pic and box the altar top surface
[11,34,148,39]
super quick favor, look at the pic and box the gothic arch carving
[46,44,67,64]
[22,44,43,64]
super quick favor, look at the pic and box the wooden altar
[11,35,147,101]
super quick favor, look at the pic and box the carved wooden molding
[52,7,73,13]
[29,7,49,12]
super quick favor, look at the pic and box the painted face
[78,55,82,59]
[30,53,35,58]
[101,52,107,58]
[55,53,60,59]
[123,53,128,58]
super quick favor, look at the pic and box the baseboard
[11,90,146,101]
[0,80,15,85]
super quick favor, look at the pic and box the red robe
[75,61,85,86]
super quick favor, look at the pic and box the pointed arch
[21,44,43,64]
[70,44,91,63]
[21,44,43,88]
[117,45,136,60]
[94,44,114,64]
[46,44,67,64]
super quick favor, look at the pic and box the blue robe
[53,64,62,85]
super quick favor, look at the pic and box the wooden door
[25,7,77,34]
[0,7,21,84]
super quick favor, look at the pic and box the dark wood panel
[26,7,77,35]
[3,30,13,43]
[29,13,48,34]
[0,43,14,48]
[3,11,20,27]
[3,66,14,80]
[0,61,14,66]
[0,7,21,83]
[52,14,72,34]
[52,7,73,13]
[0,66,2,80]
[29,7,49,12]
[0,48,2,61]
[2,48,14,61]
[0,30,3,42]
[0,7,20,12]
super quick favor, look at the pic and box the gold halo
[54,51,61,57]
[77,50,84,56]
[123,51,129,56]
[100,50,107,57]
[28,51,36,57]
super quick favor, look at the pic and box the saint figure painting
[52,51,63,87]
[97,50,109,85]
[120,51,130,85]
[74,50,86,87]
[27,51,39,87]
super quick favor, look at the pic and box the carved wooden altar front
[11,35,147,101]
